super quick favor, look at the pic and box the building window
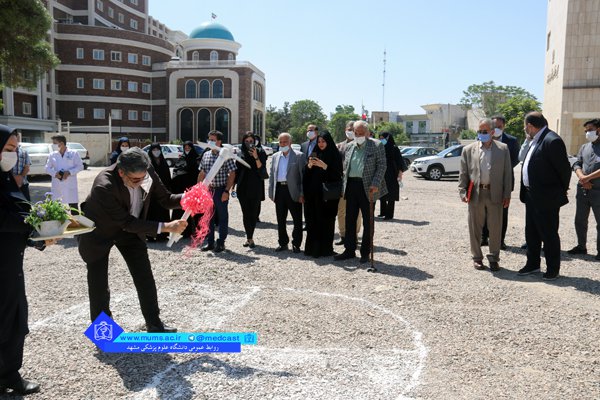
[111,109,122,120]
[142,111,151,121]
[253,110,264,135]
[130,0,138,4]
[197,109,211,142]
[76,77,84,88]
[199,80,210,98]
[128,81,138,92]
[185,80,196,98]
[93,108,105,119]
[111,80,121,90]
[93,49,104,60]
[210,50,218,64]
[128,53,138,64]
[418,121,427,133]
[76,48,84,59]
[192,51,199,61]
[77,108,85,119]
[228,53,234,62]
[215,108,230,141]
[96,0,103,11]
[128,110,138,120]
[130,19,138,30]
[108,7,114,18]
[406,121,413,133]
[93,78,105,89]
[22,102,32,115]
[253,82,263,102]
[142,83,151,93]
[111,51,122,62]
[118,13,124,23]
[180,109,193,142]
[142,55,151,66]
[212,79,223,98]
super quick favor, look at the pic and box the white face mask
[586,130,598,142]
[355,136,366,145]
[345,130,355,140]
[307,130,316,140]
[0,151,18,172]
[493,128,503,138]
[279,145,290,153]
[208,140,217,148]
[151,149,161,158]
[52,144,59,151]
[120,146,129,152]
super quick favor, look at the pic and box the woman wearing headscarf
[147,143,172,241]
[171,141,200,237]
[303,131,343,258]
[0,124,54,395]
[235,132,267,248]
[377,132,406,220]
[110,137,130,165]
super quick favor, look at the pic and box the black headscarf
[182,140,200,173]
[0,124,19,193]
[110,137,131,164]
[316,131,343,181]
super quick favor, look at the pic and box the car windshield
[437,145,460,157]
[67,143,84,149]
[23,144,49,154]
[403,148,420,155]
[400,147,413,154]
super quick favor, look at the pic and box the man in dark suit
[334,121,387,263]
[78,148,187,332]
[481,115,520,249]
[518,112,571,280]
[300,124,319,161]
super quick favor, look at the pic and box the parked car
[262,145,274,156]
[410,144,464,180]
[400,146,439,164]
[67,142,90,169]
[20,143,53,176]
[142,144,183,167]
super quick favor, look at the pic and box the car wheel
[427,166,443,180]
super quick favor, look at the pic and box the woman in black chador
[171,141,201,237]
[147,143,172,241]
[378,132,406,220]
[303,131,343,258]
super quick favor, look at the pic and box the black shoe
[335,237,345,245]
[248,241,256,249]
[243,241,250,247]
[201,243,214,252]
[292,245,301,253]
[520,243,528,250]
[518,265,541,275]
[489,261,501,272]
[567,245,587,255]
[500,242,507,250]
[1,378,40,395]
[214,243,225,253]
[542,272,559,281]
[147,323,177,333]
[334,251,355,261]
[275,245,288,252]
[360,255,369,263]
[481,238,489,246]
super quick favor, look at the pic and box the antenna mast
[382,49,386,110]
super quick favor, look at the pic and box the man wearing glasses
[78,148,188,332]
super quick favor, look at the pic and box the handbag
[322,180,343,201]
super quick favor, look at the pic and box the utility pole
[382,49,386,111]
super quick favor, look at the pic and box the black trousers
[525,191,561,275]
[239,197,261,239]
[275,184,303,247]
[0,332,25,384]
[379,196,396,219]
[482,206,509,242]
[78,231,161,325]
[344,179,374,257]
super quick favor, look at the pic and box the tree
[265,102,291,141]
[496,96,542,142]
[459,81,538,117]
[460,129,477,140]
[329,104,359,142]
[0,0,59,89]
[371,122,409,145]
[289,99,327,143]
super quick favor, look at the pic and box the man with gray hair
[78,147,188,332]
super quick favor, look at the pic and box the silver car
[67,142,90,169]
[20,143,53,176]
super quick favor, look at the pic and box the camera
[58,169,65,180]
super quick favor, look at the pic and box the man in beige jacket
[458,118,512,271]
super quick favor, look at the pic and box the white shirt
[45,148,84,204]
[522,126,546,187]
[277,152,290,182]
[479,142,492,185]
[127,186,143,218]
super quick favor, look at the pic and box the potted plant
[24,193,73,237]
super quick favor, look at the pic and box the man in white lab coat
[45,135,83,210]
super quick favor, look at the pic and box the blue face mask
[380,138,387,146]
[477,133,491,142]
[208,140,216,148]
[279,145,290,152]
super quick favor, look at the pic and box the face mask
[254,140,259,146]
[0,151,18,172]
[184,150,190,155]
[208,140,216,148]
[380,138,387,146]
[307,131,316,140]
[586,130,598,142]
[120,146,129,152]
[151,150,161,158]
[355,136,366,145]
[477,133,491,142]
[345,131,354,140]
[279,145,290,152]
[52,144,59,151]
[493,128,503,138]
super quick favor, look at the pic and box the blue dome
[189,22,235,41]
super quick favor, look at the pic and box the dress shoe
[517,265,540,275]
[334,251,355,261]
[489,261,500,272]
[567,245,587,255]
[201,243,214,252]
[292,245,301,253]
[214,243,225,253]
[1,378,40,395]
[480,238,489,246]
[147,323,177,333]
[473,260,485,270]
[248,241,256,249]
[542,272,559,281]
[243,241,250,247]
[500,242,507,250]
[360,255,369,263]
[275,245,288,252]
[335,237,345,246]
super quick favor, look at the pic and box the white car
[142,144,183,167]
[20,143,53,176]
[67,142,90,169]
[410,144,464,180]
[262,145,273,156]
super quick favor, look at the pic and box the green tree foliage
[0,0,59,89]
[289,99,327,143]
[329,104,359,142]
[497,96,542,142]
[371,122,409,145]
[459,81,538,117]
[460,129,477,140]
[265,102,291,141]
